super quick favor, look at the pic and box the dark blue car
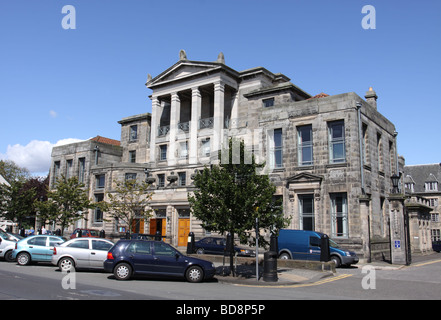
[194,237,255,256]
[103,240,216,283]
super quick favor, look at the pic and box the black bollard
[186,232,195,254]
[320,234,330,262]
[263,251,278,282]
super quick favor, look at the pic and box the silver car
[51,238,114,271]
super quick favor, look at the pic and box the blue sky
[1,0,440,175]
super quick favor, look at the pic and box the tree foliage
[102,179,154,234]
[188,138,289,248]
[34,175,93,235]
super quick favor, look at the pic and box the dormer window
[263,97,275,108]
[425,181,438,192]
[425,173,439,192]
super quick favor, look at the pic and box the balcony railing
[199,117,213,129]
[157,125,170,137]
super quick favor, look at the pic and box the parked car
[70,228,100,239]
[52,237,114,271]
[103,240,216,283]
[0,230,18,262]
[432,241,441,253]
[277,229,359,267]
[12,235,66,265]
[194,237,255,257]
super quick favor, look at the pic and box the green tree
[0,160,31,183]
[35,176,93,235]
[0,180,36,228]
[102,179,154,234]
[188,138,289,272]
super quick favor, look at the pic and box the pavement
[212,252,441,286]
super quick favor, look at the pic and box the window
[78,157,86,183]
[432,213,439,222]
[269,128,283,169]
[96,174,105,189]
[405,182,415,193]
[328,121,346,164]
[299,194,314,231]
[178,172,186,187]
[129,150,136,163]
[263,98,275,108]
[201,139,210,157]
[125,173,137,181]
[92,240,113,251]
[94,194,104,223]
[66,159,73,178]
[179,141,188,159]
[153,242,177,256]
[431,229,440,242]
[330,193,348,237]
[67,240,89,249]
[159,145,167,161]
[127,241,151,254]
[297,125,313,166]
[49,237,63,246]
[377,133,384,172]
[158,174,165,188]
[28,237,47,246]
[129,125,138,141]
[54,161,60,178]
[429,198,438,207]
[425,181,438,192]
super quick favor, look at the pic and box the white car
[51,237,114,271]
[0,230,19,262]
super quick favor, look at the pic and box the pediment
[286,172,323,184]
[146,61,224,88]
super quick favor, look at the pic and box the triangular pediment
[287,172,323,184]
[146,60,228,88]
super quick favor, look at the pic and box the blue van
[277,229,359,267]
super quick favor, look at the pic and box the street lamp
[391,172,401,194]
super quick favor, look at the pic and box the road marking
[411,259,441,268]
[232,273,353,288]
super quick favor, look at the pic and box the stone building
[403,163,441,251]
[50,51,401,260]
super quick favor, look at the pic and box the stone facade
[403,163,441,251]
[49,51,403,260]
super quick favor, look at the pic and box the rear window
[67,240,89,249]
[28,237,47,246]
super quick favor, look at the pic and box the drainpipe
[356,102,365,194]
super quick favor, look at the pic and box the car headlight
[345,251,352,256]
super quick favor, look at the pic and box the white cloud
[1,138,84,175]
[49,110,58,118]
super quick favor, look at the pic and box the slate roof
[403,163,441,193]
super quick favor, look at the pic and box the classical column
[149,97,160,163]
[189,87,201,164]
[169,92,180,166]
[213,81,225,154]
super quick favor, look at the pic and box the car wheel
[58,257,75,272]
[114,263,132,281]
[331,255,341,268]
[279,253,290,260]
[4,250,14,262]
[186,266,204,283]
[17,252,31,266]
[196,248,205,254]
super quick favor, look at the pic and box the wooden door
[178,218,190,247]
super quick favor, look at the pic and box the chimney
[365,87,378,110]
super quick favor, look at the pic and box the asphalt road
[1,253,441,302]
